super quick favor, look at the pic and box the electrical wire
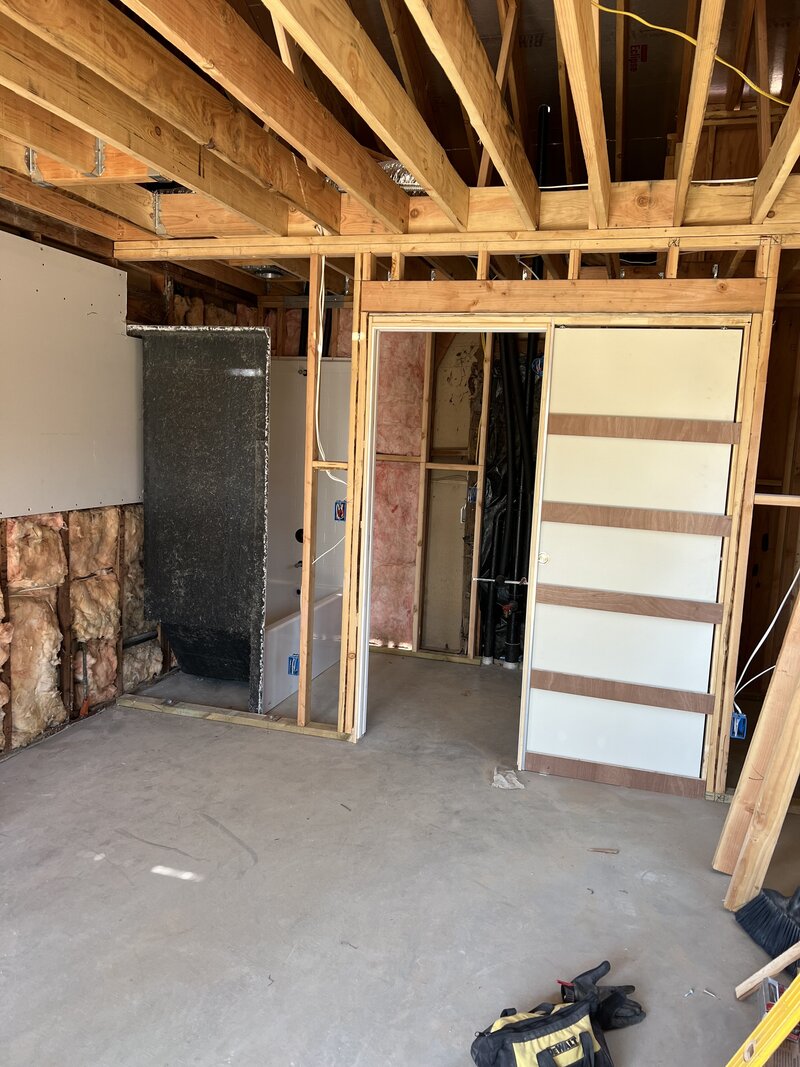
[592,2,790,108]
[312,534,345,566]
[731,562,800,719]
[314,253,348,490]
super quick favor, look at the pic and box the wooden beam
[725,0,755,111]
[34,149,157,185]
[359,279,766,314]
[260,0,469,230]
[723,592,800,909]
[753,0,771,168]
[752,83,800,223]
[676,0,700,142]
[61,182,157,233]
[0,168,153,240]
[0,0,338,232]
[121,0,407,235]
[0,85,95,173]
[614,0,628,182]
[379,0,437,135]
[403,0,539,229]
[674,0,726,226]
[477,0,520,187]
[552,0,611,227]
[556,25,577,184]
[297,253,322,725]
[0,16,289,235]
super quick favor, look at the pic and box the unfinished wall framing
[327,242,780,790]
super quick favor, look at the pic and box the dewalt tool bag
[471,998,614,1067]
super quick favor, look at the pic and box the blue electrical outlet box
[731,710,747,739]
[288,654,300,676]
[467,486,478,504]
[334,500,346,522]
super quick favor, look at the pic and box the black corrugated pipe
[498,335,517,578]
[481,506,506,664]
[505,335,535,500]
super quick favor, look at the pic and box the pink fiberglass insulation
[9,590,67,747]
[123,505,150,637]
[6,514,67,590]
[0,588,11,743]
[69,508,119,579]
[73,638,117,705]
[335,308,353,358]
[369,461,419,647]
[204,304,236,326]
[122,639,162,691]
[71,573,120,642]
[375,332,425,456]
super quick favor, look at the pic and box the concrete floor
[2,653,795,1066]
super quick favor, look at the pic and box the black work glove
[559,960,646,1030]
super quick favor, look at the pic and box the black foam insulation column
[132,326,270,712]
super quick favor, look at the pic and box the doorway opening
[358,325,547,762]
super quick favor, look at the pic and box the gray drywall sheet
[0,230,142,517]
[139,327,270,711]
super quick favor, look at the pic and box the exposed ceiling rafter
[260,0,470,231]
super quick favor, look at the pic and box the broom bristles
[736,892,800,976]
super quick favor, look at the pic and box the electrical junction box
[287,654,300,676]
[334,500,346,521]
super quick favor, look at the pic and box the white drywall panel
[266,358,351,624]
[537,522,724,600]
[0,231,142,517]
[549,327,742,419]
[526,689,706,777]
[531,603,715,691]
[543,436,733,513]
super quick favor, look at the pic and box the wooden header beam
[260,0,470,230]
[357,278,766,314]
[403,0,539,229]
[752,81,800,223]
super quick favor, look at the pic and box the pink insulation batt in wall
[369,332,427,647]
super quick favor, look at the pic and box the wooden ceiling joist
[0,15,288,235]
[33,150,158,186]
[0,0,338,233]
[260,0,470,231]
[752,83,800,224]
[121,0,409,235]
[62,182,157,234]
[478,0,520,187]
[724,0,755,111]
[0,166,152,241]
[552,0,611,227]
[403,0,539,229]
[0,85,95,173]
[673,0,726,226]
[378,0,438,136]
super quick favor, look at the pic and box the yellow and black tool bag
[471,998,614,1067]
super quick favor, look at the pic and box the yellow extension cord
[592,1,790,108]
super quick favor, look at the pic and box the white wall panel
[526,689,706,777]
[531,603,714,691]
[266,358,351,623]
[543,436,732,513]
[549,327,742,419]
[538,522,723,600]
[0,230,142,517]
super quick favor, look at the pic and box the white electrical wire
[731,562,800,717]
[312,534,346,567]
[315,253,347,490]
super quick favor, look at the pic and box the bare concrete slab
[1,654,790,1066]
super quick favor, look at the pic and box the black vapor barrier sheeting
[478,332,544,665]
[133,326,270,712]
